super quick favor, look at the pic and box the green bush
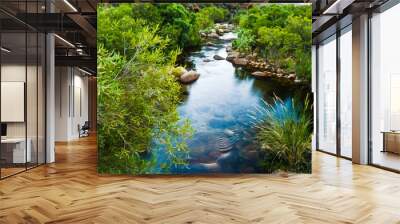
[232,28,255,53]
[196,6,229,31]
[250,96,312,173]
[233,4,312,80]
[97,4,193,174]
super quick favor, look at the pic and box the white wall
[55,66,89,141]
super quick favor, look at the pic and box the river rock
[226,51,239,61]
[213,55,225,60]
[206,42,215,46]
[251,71,267,78]
[203,58,212,62]
[232,57,248,66]
[226,46,233,52]
[216,29,225,36]
[180,70,200,84]
[288,74,296,80]
[208,32,220,39]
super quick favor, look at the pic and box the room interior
[0,0,399,223]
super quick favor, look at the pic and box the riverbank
[225,49,301,82]
[200,23,308,85]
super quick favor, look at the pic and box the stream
[152,31,307,174]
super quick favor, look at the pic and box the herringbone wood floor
[1,136,400,224]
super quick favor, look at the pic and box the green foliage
[233,4,312,80]
[97,4,194,174]
[196,6,229,31]
[250,96,312,173]
[232,28,255,53]
[157,4,202,50]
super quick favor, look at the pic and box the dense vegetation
[233,4,312,80]
[250,96,312,173]
[99,4,229,53]
[97,3,231,174]
[98,4,192,174]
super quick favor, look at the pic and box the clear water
[152,32,308,174]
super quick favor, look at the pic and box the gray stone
[213,55,225,60]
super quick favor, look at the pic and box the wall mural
[97,3,312,174]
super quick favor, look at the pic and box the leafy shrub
[97,4,193,174]
[250,96,312,173]
[196,6,229,31]
[233,4,312,80]
[232,28,255,53]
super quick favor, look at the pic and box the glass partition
[1,31,28,177]
[0,1,46,179]
[317,35,337,154]
[370,4,400,171]
[339,26,352,158]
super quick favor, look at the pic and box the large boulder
[213,55,225,60]
[180,70,200,84]
[232,58,248,66]
[226,51,239,61]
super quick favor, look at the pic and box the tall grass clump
[250,95,312,173]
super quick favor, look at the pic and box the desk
[382,131,400,154]
[1,138,31,164]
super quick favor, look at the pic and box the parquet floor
[1,136,400,224]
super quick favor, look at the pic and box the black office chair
[79,121,90,138]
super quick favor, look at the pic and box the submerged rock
[223,129,235,136]
[213,55,225,60]
[206,42,216,46]
[180,70,200,84]
[203,58,212,62]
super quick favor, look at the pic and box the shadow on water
[151,32,310,174]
